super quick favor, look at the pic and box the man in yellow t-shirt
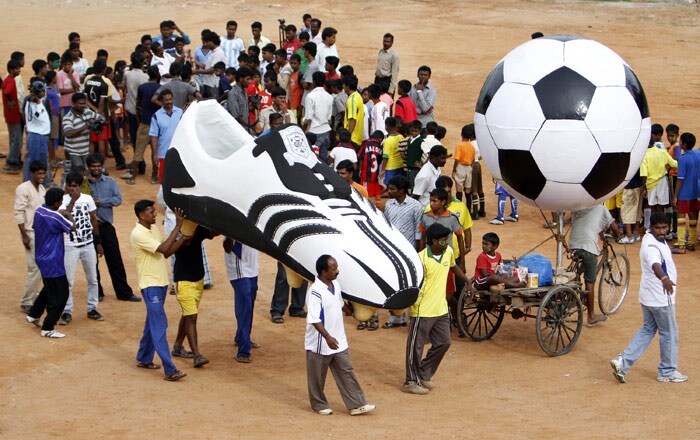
[381,117,405,185]
[130,200,188,382]
[403,223,470,395]
[342,75,364,146]
[640,143,677,212]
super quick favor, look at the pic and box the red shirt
[247,82,260,124]
[2,75,21,124]
[259,88,272,111]
[358,138,383,185]
[394,95,418,125]
[289,71,303,110]
[475,251,502,283]
[283,39,302,59]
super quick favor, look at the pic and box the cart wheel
[457,286,505,341]
[598,252,630,315]
[536,286,583,356]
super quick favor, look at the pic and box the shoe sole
[610,359,626,383]
[161,101,423,310]
[658,377,688,383]
[401,387,429,395]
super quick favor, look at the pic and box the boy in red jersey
[394,80,417,125]
[358,130,385,206]
[473,233,525,290]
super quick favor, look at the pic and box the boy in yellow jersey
[403,223,470,395]
[381,117,405,186]
[641,139,677,214]
[342,74,364,147]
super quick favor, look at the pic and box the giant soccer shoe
[162,100,422,309]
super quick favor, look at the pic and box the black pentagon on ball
[534,67,596,120]
[475,61,504,115]
[581,152,630,200]
[542,35,586,42]
[624,65,650,119]
[498,149,546,200]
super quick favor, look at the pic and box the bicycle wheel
[598,252,630,315]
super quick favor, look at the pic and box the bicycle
[566,236,630,315]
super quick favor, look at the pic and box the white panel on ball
[474,116,502,180]
[485,83,545,151]
[503,39,565,85]
[536,181,596,211]
[530,120,600,184]
[586,87,643,153]
[625,119,652,181]
[563,40,626,87]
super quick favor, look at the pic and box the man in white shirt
[193,32,226,99]
[368,84,389,136]
[224,238,260,363]
[316,27,339,72]
[412,145,447,207]
[421,122,441,163]
[23,82,52,183]
[309,18,323,46]
[305,255,375,416]
[248,21,272,61]
[221,20,246,68]
[303,72,333,161]
[611,213,687,384]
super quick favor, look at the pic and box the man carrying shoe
[130,200,188,381]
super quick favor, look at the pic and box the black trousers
[96,222,134,299]
[108,119,126,166]
[29,276,70,331]
[270,262,307,317]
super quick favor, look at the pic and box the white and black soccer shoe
[162,100,422,309]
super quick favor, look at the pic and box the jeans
[314,131,331,162]
[63,244,99,314]
[231,277,258,357]
[270,262,307,317]
[24,132,53,183]
[6,123,22,166]
[137,286,177,374]
[619,304,679,377]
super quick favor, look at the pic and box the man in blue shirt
[149,89,183,183]
[152,20,191,57]
[672,132,699,253]
[26,188,76,338]
[87,153,140,302]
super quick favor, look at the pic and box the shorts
[158,158,165,182]
[647,176,670,206]
[364,181,383,197]
[621,187,643,224]
[90,124,112,142]
[604,190,623,210]
[176,279,204,316]
[453,163,472,192]
[134,123,151,162]
[677,199,700,215]
[471,161,483,194]
[384,168,404,185]
[572,249,598,284]
[50,115,60,139]
[446,271,456,295]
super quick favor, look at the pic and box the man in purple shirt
[25,188,77,338]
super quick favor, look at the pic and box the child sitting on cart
[473,232,526,290]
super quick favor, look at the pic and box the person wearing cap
[23,81,53,183]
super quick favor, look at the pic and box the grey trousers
[405,314,451,385]
[21,232,42,307]
[306,349,367,411]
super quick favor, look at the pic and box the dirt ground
[1,0,700,438]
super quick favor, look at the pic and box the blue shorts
[384,168,404,185]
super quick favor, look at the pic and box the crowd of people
[7,15,693,415]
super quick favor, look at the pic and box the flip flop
[271,316,284,324]
[586,315,609,328]
[164,370,187,381]
[234,341,261,349]
[357,322,367,330]
[235,355,251,363]
[137,362,161,370]
[172,345,195,358]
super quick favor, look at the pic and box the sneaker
[161,100,422,311]
[316,408,333,415]
[489,218,504,225]
[87,310,105,321]
[658,371,688,383]
[58,313,72,325]
[25,315,41,327]
[617,235,636,244]
[120,171,134,179]
[505,215,518,222]
[350,404,375,416]
[402,381,429,395]
[41,329,65,338]
[420,380,436,390]
[610,356,626,384]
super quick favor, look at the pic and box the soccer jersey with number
[358,138,383,185]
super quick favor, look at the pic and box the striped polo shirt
[384,196,424,244]
[62,108,99,156]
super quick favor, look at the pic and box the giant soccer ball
[474,35,650,211]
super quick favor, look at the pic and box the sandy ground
[1,0,700,438]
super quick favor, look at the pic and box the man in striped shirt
[221,20,245,68]
[305,255,375,416]
[62,93,103,171]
